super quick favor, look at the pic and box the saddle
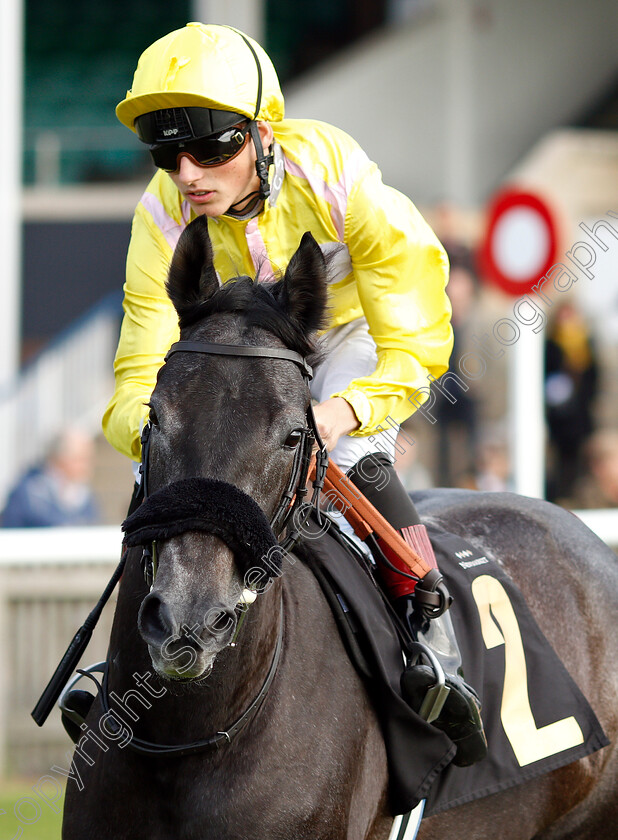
[309,459,487,767]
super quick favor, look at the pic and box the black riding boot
[347,452,487,766]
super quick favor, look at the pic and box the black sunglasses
[149,123,251,172]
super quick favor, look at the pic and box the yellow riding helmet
[116,22,284,132]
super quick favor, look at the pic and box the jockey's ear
[280,232,329,336]
[166,216,219,315]
[256,120,274,148]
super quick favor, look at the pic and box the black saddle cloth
[298,515,608,817]
[297,516,455,815]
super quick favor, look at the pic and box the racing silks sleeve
[322,156,453,435]
[330,161,453,435]
[102,197,179,461]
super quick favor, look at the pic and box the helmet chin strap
[250,121,274,200]
[226,121,274,218]
[222,29,273,215]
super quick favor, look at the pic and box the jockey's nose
[176,154,206,184]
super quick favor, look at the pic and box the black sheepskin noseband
[121,477,282,577]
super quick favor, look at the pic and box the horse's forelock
[175,277,323,366]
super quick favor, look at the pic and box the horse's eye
[148,405,159,427]
[283,429,303,449]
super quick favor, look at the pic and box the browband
[165,341,313,379]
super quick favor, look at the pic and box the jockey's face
[168,121,273,218]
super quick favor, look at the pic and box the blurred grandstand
[23,0,389,186]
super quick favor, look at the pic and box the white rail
[0,526,123,564]
[0,511,615,568]
[0,512,614,778]
[569,508,618,548]
[0,528,120,776]
[0,294,122,508]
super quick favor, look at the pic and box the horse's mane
[175,276,327,366]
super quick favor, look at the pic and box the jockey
[104,22,484,763]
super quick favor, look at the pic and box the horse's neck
[106,549,283,743]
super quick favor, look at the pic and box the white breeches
[310,317,397,472]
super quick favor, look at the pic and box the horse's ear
[166,216,219,314]
[279,232,329,335]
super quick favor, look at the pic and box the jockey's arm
[329,164,453,437]
[102,201,178,462]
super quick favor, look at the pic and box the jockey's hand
[313,397,360,453]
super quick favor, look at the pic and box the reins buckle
[310,445,329,522]
[313,445,329,492]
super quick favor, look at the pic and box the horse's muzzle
[139,591,237,681]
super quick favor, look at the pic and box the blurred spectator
[432,201,474,256]
[575,429,618,509]
[394,428,434,492]
[473,434,512,492]
[544,301,599,503]
[434,245,481,486]
[455,428,512,492]
[1,428,100,528]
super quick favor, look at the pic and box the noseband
[133,339,329,589]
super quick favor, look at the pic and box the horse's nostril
[138,593,176,645]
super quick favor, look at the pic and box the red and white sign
[479,188,560,296]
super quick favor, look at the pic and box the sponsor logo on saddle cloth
[420,527,609,816]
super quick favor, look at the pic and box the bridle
[40,337,329,747]
[137,339,329,588]
[86,338,329,756]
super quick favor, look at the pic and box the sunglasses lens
[149,125,250,172]
[149,146,179,171]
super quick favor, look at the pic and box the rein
[94,603,285,757]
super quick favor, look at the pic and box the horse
[62,216,618,839]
